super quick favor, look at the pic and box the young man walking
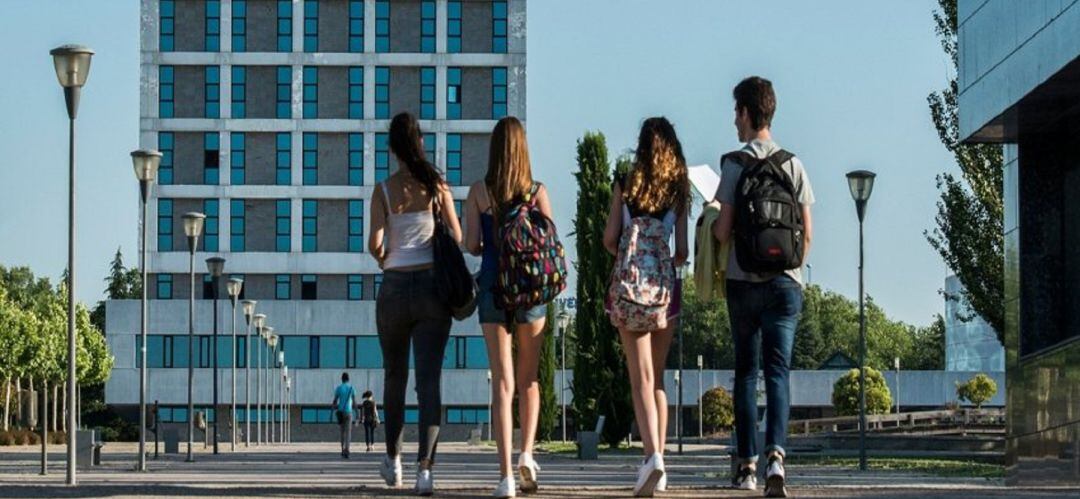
[712,76,814,498]
[332,372,357,459]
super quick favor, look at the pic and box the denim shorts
[475,268,547,325]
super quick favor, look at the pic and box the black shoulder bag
[432,194,478,320]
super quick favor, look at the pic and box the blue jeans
[726,276,803,463]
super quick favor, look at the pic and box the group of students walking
[337,75,812,498]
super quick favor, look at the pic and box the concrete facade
[116,0,527,441]
[959,0,1080,485]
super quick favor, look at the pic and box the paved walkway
[1,442,1077,498]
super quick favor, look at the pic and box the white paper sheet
[688,164,720,201]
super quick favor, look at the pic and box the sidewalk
[1,442,1076,498]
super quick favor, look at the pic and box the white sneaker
[764,456,787,498]
[518,453,540,493]
[493,476,517,498]
[732,464,757,491]
[656,472,667,492]
[380,455,402,487]
[633,453,665,497]
[415,468,434,496]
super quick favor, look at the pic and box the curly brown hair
[623,117,689,215]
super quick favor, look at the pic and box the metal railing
[789,408,1005,436]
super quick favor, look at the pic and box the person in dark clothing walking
[360,390,380,452]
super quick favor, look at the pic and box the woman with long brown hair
[369,112,462,496]
[603,117,689,497]
[464,117,553,498]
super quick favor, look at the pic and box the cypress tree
[571,131,632,447]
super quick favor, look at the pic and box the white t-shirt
[713,139,815,285]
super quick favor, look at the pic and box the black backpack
[726,149,805,273]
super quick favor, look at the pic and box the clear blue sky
[0,0,957,326]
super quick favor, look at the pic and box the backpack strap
[525,182,541,207]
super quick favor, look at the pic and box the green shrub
[832,367,892,416]
[0,431,15,446]
[701,386,735,433]
[49,431,67,445]
[956,373,998,408]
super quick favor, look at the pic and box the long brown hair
[623,117,689,215]
[388,112,442,195]
[485,116,533,213]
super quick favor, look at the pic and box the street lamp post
[555,311,570,442]
[242,302,257,446]
[697,355,704,439]
[252,314,266,444]
[182,213,206,463]
[486,370,492,441]
[50,43,94,486]
[846,170,876,472]
[226,278,243,451]
[280,363,287,443]
[131,150,161,472]
[267,333,279,443]
[265,329,276,444]
[205,257,225,455]
[894,357,901,416]
[258,323,270,444]
[677,263,689,455]
[285,373,291,443]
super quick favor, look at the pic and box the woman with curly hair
[603,117,689,497]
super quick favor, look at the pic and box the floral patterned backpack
[606,202,676,332]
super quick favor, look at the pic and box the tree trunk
[52,383,59,433]
[14,377,21,429]
[3,378,10,431]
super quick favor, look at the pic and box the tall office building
[105,0,525,440]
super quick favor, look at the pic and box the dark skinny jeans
[376,269,451,464]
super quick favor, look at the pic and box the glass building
[944,275,1004,372]
[958,0,1080,484]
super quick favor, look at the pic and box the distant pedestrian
[360,390,380,452]
[332,372,357,459]
[712,76,814,498]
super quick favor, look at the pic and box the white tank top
[380,182,435,270]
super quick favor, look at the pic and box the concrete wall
[174,65,206,118]
[173,0,207,52]
[318,0,350,53]
[173,132,208,185]
[242,199,278,252]
[389,67,421,118]
[317,200,350,252]
[246,132,278,185]
[317,66,349,119]
[244,0,279,52]
[316,133,350,185]
[389,0,422,53]
[461,1,493,53]
[461,67,491,119]
[246,66,279,118]
[460,133,488,185]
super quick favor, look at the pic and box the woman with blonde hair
[603,117,689,497]
[464,116,554,498]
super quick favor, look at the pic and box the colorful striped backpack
[494,183,568,311]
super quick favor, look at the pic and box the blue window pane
[284,336,310,368]
[161,1,175,17]
[320,336,346,368]
[355,337,382,367]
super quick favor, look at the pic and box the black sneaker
[731,465,757,490]
[764,456,787,497]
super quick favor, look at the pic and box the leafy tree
[903,315,945,370]
[925,0,1004,340]
[678,277,733,369]
[956,373,997,408]
[700,386,734,433]
[792,285,825,369]
[832,367,892,416]
[0,290,34,431]
[536,303,559,441]
[571,131,632,447]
